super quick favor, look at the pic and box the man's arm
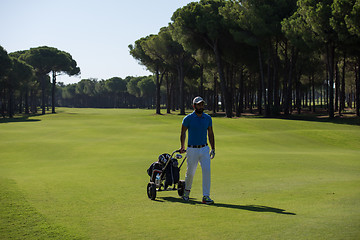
[208,126,215,150]
[180,124,188,153]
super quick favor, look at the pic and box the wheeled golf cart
[146,150,186,200]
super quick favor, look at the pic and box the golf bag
[147,149,186,200]
[147,153,180,190]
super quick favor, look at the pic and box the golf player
[179,96,215,204]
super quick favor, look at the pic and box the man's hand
[210,149,215,159]
[179,147,186,154]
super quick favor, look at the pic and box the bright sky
[0,0,195,84]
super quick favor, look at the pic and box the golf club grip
[174,149,186,154]
[177,149,186,153]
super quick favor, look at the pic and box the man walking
[179,96,215,204]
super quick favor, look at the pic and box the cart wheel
[147,182,156,200]
[147,182,151,198]
[178,180,185,197]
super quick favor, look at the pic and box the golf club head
[175,154,183,159]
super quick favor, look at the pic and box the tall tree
[0,46,12,81]
[129,37,166,114]
[138,76,156,108]
[75,79,96,107]
[219,1,261,116]
[20,46,80,114]
[287,0,339,118]
[7,58,34,117]
[171,0,234,117]
[224,0,297,116]
[282,7,316,115]
[155,26,196,115]
[0,46,12,117]
[105,77,127,108]
[332,0,360,116]
[50,51,80,113]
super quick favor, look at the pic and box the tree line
[0,43,191,115]
[0,46,80,118]
[56,76,158,109]
[129,0,360,118]
[55,74,212,111]
[1,0,360,118]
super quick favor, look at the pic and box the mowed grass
[0,108,359,239]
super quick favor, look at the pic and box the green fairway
[1,108,359,239]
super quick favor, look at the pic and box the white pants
[185,145,211,196]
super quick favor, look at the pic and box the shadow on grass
[278,114,360,126]
[158,197,296,215]
[209,111,360,126]
[0,115,41,124]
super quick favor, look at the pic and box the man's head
[193,96,205,114]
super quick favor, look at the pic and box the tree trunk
[155,70,161,115]
[214,40,232,118]
[228,65,234,115]
[312,74,316,113]
[340,52,346,114]
[273,41,280,116]
[200,65,204,97]
[258,74,262,115]
[171,76,176,112]
[266,53,272,116]
[19,92,23,114]
[236,67,244,117]
[178,64,185,115]
[213,74,217,115]
[41,75,46,115]
[335,61,339,112]
[52,71,56,113]
[220,90,225,113]
[30,89,35,113]
[347,92,352,109]
[295,72,301,114]
[25,86,29,114]
[1,93,5,118]
[326,70,329,110]
[166,73,171,114]
[356,57,360,117]
[283,41,289,115]
[285,47,296,115]
[326,44,335,118]
[8,87,14,118]
[258,46,266,116]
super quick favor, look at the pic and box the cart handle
[171,149,186,156]
[171,149,187,171]
[160,149,187,172]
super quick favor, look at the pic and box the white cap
[193,96,205,105]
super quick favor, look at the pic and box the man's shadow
[158,197,296,215]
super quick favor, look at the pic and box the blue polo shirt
[182,111,212,146]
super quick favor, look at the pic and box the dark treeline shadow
[278,114,360,126]
[209,111,360,126]
[0,115,41,124]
